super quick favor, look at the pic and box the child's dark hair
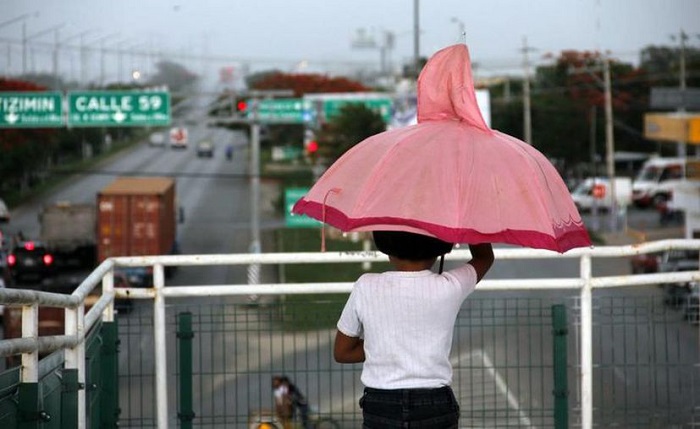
[372,231,453,261]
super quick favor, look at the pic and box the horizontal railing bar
[0,288,80,308]
[114,288,156,299]
[0,335,79,357]
[161,283,355,297]
[591,270,700,288]
[116,270,700,299]
[106,240,700,268]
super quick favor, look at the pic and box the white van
[571,177,632,212]
[632,157,685,208]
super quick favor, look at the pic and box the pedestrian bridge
[0,239,699,428]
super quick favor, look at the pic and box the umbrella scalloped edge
[293,199,592,254]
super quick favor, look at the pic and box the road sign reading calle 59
[0,92,64,128]
[68,91,171,127]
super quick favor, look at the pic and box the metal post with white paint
[579,253,593,429]
[153,263,169,428]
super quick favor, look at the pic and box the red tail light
[43,253,54,266]
[24,241,35,251]
[7,254,16,266]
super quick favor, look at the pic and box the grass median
[274,228,390,331]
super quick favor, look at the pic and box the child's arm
[334,331,365,363]
[468,243,494,282]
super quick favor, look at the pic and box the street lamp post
[0,12,38,75]
[245,90,294,290]
[60,30,95,85]
[96,33,119,86]
[24,24,65,77]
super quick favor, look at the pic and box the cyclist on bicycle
[272,375,310,429]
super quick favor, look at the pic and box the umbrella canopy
[292,44,591,253]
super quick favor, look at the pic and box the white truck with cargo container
[632,157,685,208]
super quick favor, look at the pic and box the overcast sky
[2,0,699,82]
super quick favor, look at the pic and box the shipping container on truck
[97,177,178,286]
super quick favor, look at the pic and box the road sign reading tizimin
[0,92,64,128]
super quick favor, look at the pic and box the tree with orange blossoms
[248,72,369,97]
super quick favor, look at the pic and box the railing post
[153,263,169,428]
[18,304,43,428]
[100,321,120,427]
[65,303,87,429]
[177,312,195,429]
[580,253,593,429]
[551,304,569,429]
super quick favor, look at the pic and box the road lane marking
[452,349,536,429]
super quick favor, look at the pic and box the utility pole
[676,29,688,157]
[602,55,617,232]
[569,54,617,232]
[244,89,294,291]
[521,37,534,145]
[413,0,420,78]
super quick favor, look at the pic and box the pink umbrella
[292,44,591,253]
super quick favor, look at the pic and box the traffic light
[305,140,318,154]
[235,99,248,115]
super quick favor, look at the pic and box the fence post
[551,304,569,429]
[177,312,195,429]
[19,304,44,429]
[60,368,79,428]
[100,321,120,427]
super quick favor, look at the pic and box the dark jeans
[293,402,310,429]
[359,385,460,429]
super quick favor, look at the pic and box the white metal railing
[2,239,700,429]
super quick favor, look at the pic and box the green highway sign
[285,187,321,228]
[253,98,313,123]
[0,92,64,128]
[68,91,171,127]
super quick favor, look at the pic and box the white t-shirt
[336,264,477,389]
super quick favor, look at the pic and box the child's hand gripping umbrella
[293,44,591,253]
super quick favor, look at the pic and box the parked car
[196,140,214,158]
[7,240,55,285]
[0,198,9,223]
[657,249,699,307]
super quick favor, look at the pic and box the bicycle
[249,407,340,429]
[291,406,340,429]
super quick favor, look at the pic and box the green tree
[492,50,659,176]
[317,103,385,162]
